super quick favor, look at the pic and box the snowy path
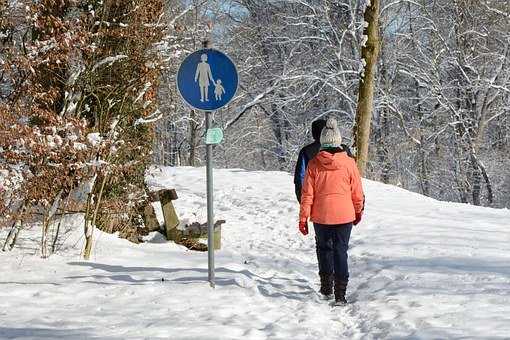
[1,166,510,339]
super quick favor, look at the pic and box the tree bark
[353,0,381,176]
[52,194,71,254]
[3,220,20,252]
[41,190,63,258]
[83,174,107,260]
[188,110,198,166]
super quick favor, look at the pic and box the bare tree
[353,0,381,175]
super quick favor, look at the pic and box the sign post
[177,43,238,288]
[205,111,214,286]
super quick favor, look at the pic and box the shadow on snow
[66,261,315,301]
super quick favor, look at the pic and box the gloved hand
[353,212,362,226]
[299,221,308,235]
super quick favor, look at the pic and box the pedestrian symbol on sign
[214,80,225,101]
[177,49,238,111]
[194,54,214,102]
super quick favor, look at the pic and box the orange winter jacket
[299,151,364,225]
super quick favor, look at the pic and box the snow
[87,132,102,147]
[91,55,128,72]
[46,135,57,149]
[68,66,85,86]
[0,169,8,194]
[1,167,510,339]
[134,82,152,104]
[361,35,368,47]
[134,110,163,126]
[73,142,87,151]
[359,58,367,79]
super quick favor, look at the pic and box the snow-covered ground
[1,166,510,339]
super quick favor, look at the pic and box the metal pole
[205,110,215,287]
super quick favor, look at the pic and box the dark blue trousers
[314,223,352,281]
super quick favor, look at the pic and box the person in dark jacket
[293,120,326,202]
[294,119,354,202]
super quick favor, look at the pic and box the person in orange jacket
[299,117,365,304]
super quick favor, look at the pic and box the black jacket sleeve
[294,149,307,203]
[341,144,355,159]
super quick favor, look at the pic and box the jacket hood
[315,150,348,170]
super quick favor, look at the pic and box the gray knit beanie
[320,117,342,148]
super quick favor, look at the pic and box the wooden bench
[149,189,222,250]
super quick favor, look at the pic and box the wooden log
[213,219,224,250]
[148,189,178,203]
[143,203,160,232]
[213,227,221,250]
[182,220,224,250]
[157,189,178,201]
[159,189,180,241]
[157,188,223,250]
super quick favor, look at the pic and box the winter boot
[319,273,334,299]
[334,279,348,305]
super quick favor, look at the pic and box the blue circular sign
[177,49,238,111]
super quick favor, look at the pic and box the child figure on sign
[214,79,225,101]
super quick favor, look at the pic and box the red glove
[299,221,308,235]
[353,212,362,226]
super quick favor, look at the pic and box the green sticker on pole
[206,128,223,145]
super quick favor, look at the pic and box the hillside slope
[1,166,509,339]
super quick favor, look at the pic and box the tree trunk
[353,0,381,176]
[419,139,430,197]
[41,190,63,258]
[471,153,494,206]
[83,174,107,260]
[375,109,390,183]
[471,158,482,206]
[269,110,287,170]
[188,110,198,166]
[51,194,71,254]
[3,220,21,252]
[2,203,25,252]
